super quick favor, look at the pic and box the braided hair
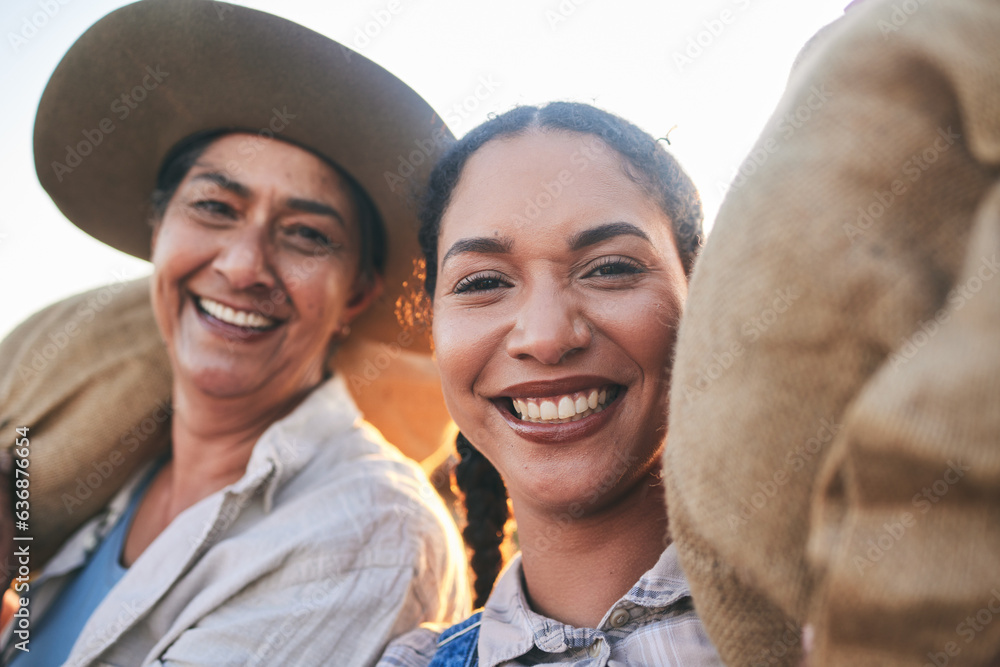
[454,432,509,607]
[419,102,704,604]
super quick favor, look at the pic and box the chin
[523,443,662,510]
[178,360,266,398]
[512,459,615,510]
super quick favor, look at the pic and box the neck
[165,376,316,511]
[122,375,320,566]
[513,473,669,629]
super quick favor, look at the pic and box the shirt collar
[620,541,693,608]
[477,543,692,667]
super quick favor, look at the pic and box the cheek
[149,222,199,323]
[149,222,175,268]
[432,318,468,387]
[431,311,486,411]
[151,217,210,278]
[285,267,348,337]
[595,287,682,384]
[636,292,684,396]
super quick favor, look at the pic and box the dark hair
[150,130,387,283]
[455,432,509,607]
[419,102,704,298]
[418,102,704,603]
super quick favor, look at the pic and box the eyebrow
[191,172,250,198]
[441,236,514,267]
[287,198,347,228]
[190,172,346,228]
[440,221,651,268]
[569,222,651,251]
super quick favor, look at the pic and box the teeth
[510,386,619,423]
[558,396,575,419]
[198,297,277,329]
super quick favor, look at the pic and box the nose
[211,227,276,291]
[505,287,591,364]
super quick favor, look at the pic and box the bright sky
[0,0,848,339]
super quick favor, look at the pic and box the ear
[341,273,383,326]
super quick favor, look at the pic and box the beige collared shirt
[4,376,470,666]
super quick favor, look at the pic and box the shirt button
[588,638,604,658]
[610,609,630,628]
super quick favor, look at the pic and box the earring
[337,323,351,340]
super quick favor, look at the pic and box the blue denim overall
[426,611,482,667]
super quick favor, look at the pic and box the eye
[295,225,335,247]
[283,223,341,252]
[585,256,646,278]
[453,271,511,294]
[191,200,236,218]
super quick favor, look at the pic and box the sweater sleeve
[808,180,1000,666]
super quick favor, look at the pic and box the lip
[494,392,623,444]
[491,375,625,445]
[495,375,618,399]
[191,293,283,343]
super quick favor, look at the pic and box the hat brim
[34,0,450,352]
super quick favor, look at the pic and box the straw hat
[33,0,451,351]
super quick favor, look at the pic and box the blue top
[12,461,162,666]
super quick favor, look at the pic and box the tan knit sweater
[665,0,1000,665]
[0,278,172,562]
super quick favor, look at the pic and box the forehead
[440,130,670,247]
[189,133,354,204]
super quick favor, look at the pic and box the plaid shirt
[379,543,723,667]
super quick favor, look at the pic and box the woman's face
[151,133,377,400]
[432,129,687,513]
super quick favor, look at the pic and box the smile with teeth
[511,386,620,424]
[196,296,278,329]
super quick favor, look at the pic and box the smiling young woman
[380,103,722,666]
[432,130,686,520]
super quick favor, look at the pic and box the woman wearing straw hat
[0,1,469,664]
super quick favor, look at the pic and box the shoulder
[378,625,442,667]
[268,385,444,526]
[379,612,483,667]
[261,419,464,575]
[224,386,468,607]
[299,421,451,532]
